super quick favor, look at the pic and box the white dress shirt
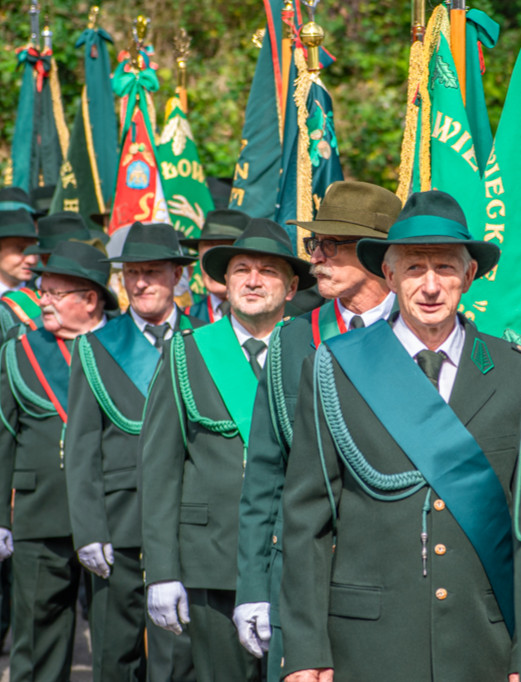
[337,292,396,329]
[392,314,465,403]
[129,306,178,346]
[230,314,272,369]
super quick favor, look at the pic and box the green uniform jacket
[236,312,315,625]
[280,319,521,681]
[0,332,71,539]
[141,325,257,591]
[65,309,202,551]
[184,296,212,324]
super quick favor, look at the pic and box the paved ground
[0,604,93,681]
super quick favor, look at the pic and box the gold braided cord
[418,4,450,191]
[396,39,423,205]
[49,58,70,158]
[145,90,157,144]
[82,88,106,213]
[294,47,313,259]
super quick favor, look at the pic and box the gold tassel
[82,88,106,214]
[294,48,313,260]
[49,58,70,159]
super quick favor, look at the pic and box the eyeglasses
[303,237,359,258]
[39,288,91,302]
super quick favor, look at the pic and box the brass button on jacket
[433,499,446,511]
[435,544,447,555]
[435,588,448,600]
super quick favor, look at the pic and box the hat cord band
[45,254,106,285]
[389,215,472,241]
[0,201,35,213]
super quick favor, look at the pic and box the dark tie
[349,315,365,330]
[243,338,267,379]
[144,323,170,350]
[416,349,446,390]
[217,300,231,317]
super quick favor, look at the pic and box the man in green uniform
[183,208,250,322]
[280,190,521,682]
[233,180,402,679]
[65,222,199,682]
[140,218,314,682]
[0,240,117,682]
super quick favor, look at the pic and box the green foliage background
[0,0,520,190]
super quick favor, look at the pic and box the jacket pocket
[104,468,137,493]
[180,503,208,525]
[485,589,504,623]
[329,583,382,620]
[12,471,36,491]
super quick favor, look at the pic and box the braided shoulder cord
[0,344,17,437]
[77,335,142,435]
[0,305,15,338]
[5,338,57,419]
[316,344,426,501]
[173,332,238,438]
[266,326,292,458]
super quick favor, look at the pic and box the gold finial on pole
[411,0,425,42]
[88,6,100,30]
[172,27,191,112]
[300,19,324,72]
[129,15,150,72]
[41,20,52,50]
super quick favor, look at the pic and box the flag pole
[411,0,425,43]
[450,0,466,105]
[29,1,40,49]
[172,28,191,116]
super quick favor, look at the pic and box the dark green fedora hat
[180,209,251,248]
[32,240,118,310]
[106,221,196,265]
[203,218,315,291]
[0,208,38,239]
[357,190,500,280]
[29,185,56,217]
[287,180,402,238]
[26,211,97,256]
[0,187,36,215]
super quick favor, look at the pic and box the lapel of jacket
[449,317,496,426]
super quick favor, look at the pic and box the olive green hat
[105,221,196,265]
[0,208,38,239]
[25,211,99,256]
[32,240,118,310]
[357,190,500,280]
[287,180,402,238]
[203,218,315,290]
[180,209,251,248]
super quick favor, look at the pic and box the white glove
[77,542,114,579]
[233,601,271,658]
[147,581,190,635]
[0,527,13,561]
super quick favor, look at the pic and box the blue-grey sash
[326,319,514,636]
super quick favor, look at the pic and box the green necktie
[145,323,169,350]
[416,349,446,390]
[243,338,266,379]
[349,315,365,330]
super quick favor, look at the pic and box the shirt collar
[230,313,273,348]
[0,280,25,298]
[393,314,465,367]
[336,291,396,328]
[129,305,178,333]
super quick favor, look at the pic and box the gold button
[433,499,446,511]
[435,544,446,555]
[435,588,448,600]
[272,535,278,544]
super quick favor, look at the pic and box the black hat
[357,190,500,280]
[25,212,98,256]
[0,187,35,214]
[105,221,196,265]
[29,186,56,217]
[203,218,315,290]
[287,180,402,238]
[180,209,251,248]
[32,240,118,310]
[0,209,38,239]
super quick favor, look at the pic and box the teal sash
[23,328,70,414]
[311,300,342,347]
[326,320,514,636]
[93,313,160,397]
[193,316,258,445]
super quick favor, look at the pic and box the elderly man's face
[225,253,298,323]
[382,245,477,343]
[39,273,99,339]
[123,260,182,325]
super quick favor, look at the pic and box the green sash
[311,300,342,347]
[193,316,258,445]
[326,320,514,636]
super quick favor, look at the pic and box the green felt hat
[287,180,402,238]
[0,208,38,239]
[357,190,500,280]
[203,218,315,290]
[29,185,56,217]
[25,212,98,256]
[0,187,36,215]
[105,221,196,265]
[180,209,251,248]
[32,240,118,310]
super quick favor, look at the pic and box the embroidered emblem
[126,160,150,189]
[471,338,494,374]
